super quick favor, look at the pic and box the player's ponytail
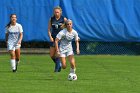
[6,22,11,28]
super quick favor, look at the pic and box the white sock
[70,68,76,73]
[10,59,16,70]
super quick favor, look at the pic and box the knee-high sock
[55,57,61,71]
[10,59,16,70]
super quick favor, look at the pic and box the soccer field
[0,55,140,93]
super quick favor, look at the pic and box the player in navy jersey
[5,14,23,72]
[48,6,67,72]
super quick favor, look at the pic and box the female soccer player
[55,19,80,74]
[48,6,67,72]
[5,14,23,72]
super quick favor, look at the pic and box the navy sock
[55,57,61,72]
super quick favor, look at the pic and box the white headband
[66,19,72,24]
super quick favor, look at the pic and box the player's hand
[76,49,80,54]
[18,40,21,44]
[60,24,65,29]
[56,50,60,57]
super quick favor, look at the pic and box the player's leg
[50,45,62,72]
[49,46,57,71]
[55,51,61,72]
[60,57,67,69]
[59,52,67,69]
[50,42,61,72]
[55,56,61,72]
[50,46,56,62]
[9,50,16,72]
[8,44,16,72]
[15,48,20,63]
[15,48,21,71]
[15,44,21,64]
[68,54,76,73]
[54,41,62,72]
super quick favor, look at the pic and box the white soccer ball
[68,73,77,81]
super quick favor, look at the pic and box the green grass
[0,55,140,93]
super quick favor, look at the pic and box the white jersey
[56,28,79,54]
[6,23,23,45]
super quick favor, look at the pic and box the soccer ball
[68,73,77,81]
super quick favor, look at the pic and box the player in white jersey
[55,19,80,74]
[5,14,23,72]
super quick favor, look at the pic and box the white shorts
[60,51,74,57]
[7,44,21,51]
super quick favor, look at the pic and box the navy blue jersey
[51,16,65,38]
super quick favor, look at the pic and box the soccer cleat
[58,65,61,72]
[54,68,61,72]
[12,69,17,72]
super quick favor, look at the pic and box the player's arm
[75,40,80,54]
[55,38,60,56]
[18,32,23,44]
[55,32,63,54]
[64,17,67,22]
[18,25,23,44]
[75,32,80,54]
[48,19,54,42]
